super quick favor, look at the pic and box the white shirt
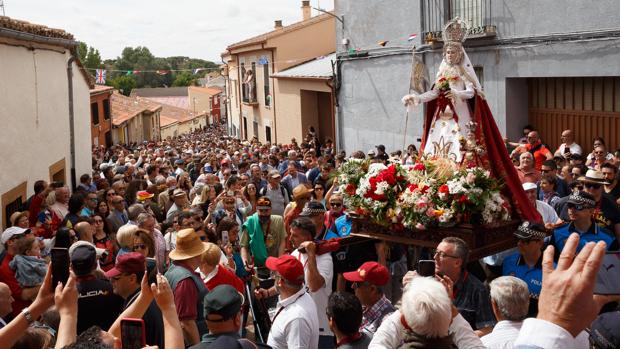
[291,249,334,336]
[513,318,589,349]
[369,310,486,349]
[267,287,319,349]
[536,200,559,224]
[481,320,522,349]
[556,143,583,156]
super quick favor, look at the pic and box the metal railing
[422,0,495,43]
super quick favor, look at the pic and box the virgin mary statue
[402,17,542,223]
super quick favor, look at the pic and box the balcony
[241,82,258,106]
[422,0,496,45]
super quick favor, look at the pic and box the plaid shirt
[360,295,395,335]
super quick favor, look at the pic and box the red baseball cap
[104,252,146,278]
[265,255,304,285]
[343,261,389,286]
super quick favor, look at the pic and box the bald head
[0,282,14,318]
[75,221,94,243]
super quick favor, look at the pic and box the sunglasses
[93,219,103,223]
[133,244,147,251]
[567,203,589,211]
[330,202,342,207]
[584,183,602,189]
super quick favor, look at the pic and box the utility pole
[0,0,6,16]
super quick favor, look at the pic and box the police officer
[502,221,549,317]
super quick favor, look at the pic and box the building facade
[188,86,223,125]
[222,1,335,144]
[110,93,162,145]
[90,85,114,148]
[335,0,620,153]
[0,17,92,228]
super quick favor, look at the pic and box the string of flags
[376,33,418,48]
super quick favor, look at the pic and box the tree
[76,41,88,63]
[84,47,103,69]
[110,75,137,96]
[172,72,195,87]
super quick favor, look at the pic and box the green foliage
[109,75,137,96]
[172,72,196,87]
[76,41,88,62]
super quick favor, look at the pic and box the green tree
[76,41,88,63]
[84,47,103,68]
[172,71,195,86]
[110,75,137,96]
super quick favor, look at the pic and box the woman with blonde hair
[116,224,138,260]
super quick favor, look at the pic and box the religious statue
[402,17,483,163]
[401,17,542,223]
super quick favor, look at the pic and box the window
[240,63,247,102]
[264,64,271,107]
[474,66,484,89]
[1,181,27,229]
[253,121,259,139]
[91,102,99,125]
[265,126,272,143]
[49,158,66,184]
[103,99,111,120]
[450,0,483,29]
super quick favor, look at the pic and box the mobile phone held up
[221,230,229,246]
[51,248,70,289]
[417,260,436,277]
[594,251,620,295]
[121,318,146,349]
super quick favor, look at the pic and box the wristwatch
[21,307,34,324]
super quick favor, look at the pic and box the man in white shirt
[262,254,319,349]
[523,182,562,227]
[481,276,529,349]
[289,217,334,348]
[369,276,486,349]
[554,129,583,157]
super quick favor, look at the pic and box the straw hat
[578,169,611,185]
[169,228,208,260]
[292,184,313,200]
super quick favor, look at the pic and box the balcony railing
[422,0,496,44]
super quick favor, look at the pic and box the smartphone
[594,251,620,295]
[221,230,229,246]
[417,260,436,277]
[120,318,146,349]
[51,248,70,289]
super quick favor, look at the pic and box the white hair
[489,276,530,321]
[116,224,138,248]
[401,277,452,338]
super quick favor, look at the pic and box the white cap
[522,182,537,191]
[1,226,30,244]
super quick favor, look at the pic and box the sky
[5,0,334,62]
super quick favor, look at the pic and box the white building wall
[0,42,91,224]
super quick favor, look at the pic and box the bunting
[95,69,106,84]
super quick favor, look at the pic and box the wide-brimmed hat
[292,185,313,200]
[578,169,611,185]
[169,228,209,260]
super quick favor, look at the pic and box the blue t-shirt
[503,253,547,297]
[551,222,617,255]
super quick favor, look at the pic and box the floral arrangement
[437,74,459,91]
[337,157,511,230]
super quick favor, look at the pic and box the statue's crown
[443,17,468,43]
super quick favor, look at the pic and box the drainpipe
[67,55,77,191]
[268,47,277,144]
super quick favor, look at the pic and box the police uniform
[502,221,550,317]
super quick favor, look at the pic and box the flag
[133,70,141,74]
[408,33,418,41]
[156,70,169,75]
[378,40,388,47]
[95,69,106,84]
[126,70,133,76]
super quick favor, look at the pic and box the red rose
[421,185,430,194]
[408,183,418,191]
[345,184,356,195]
[458,195,469,204]
[439,184,449,194]
[413,163,425,171]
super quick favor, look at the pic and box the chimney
[274,20,283,29]
[302,1,311,21]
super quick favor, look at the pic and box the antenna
[0,0,5,16]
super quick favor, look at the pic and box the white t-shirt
[291,249,334,336]
[556,142,583,156]
[536,200,560,224]
[268,288,319,349]
[480,320,522,349]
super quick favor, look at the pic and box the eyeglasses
[133,244,147,251]
[584,183,602,189]
[567,203,589,211]
[107,192,116,196]
[330,202,342,208]
[433,250,460,260]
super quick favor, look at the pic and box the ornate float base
[349,216,520,260]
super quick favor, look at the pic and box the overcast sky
[5,0,334,62]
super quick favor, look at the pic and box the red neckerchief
[337,332,362,347]
[400,313,413,331]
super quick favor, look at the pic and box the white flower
[375,181,390,195]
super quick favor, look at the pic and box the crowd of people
[0,123,619,349]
